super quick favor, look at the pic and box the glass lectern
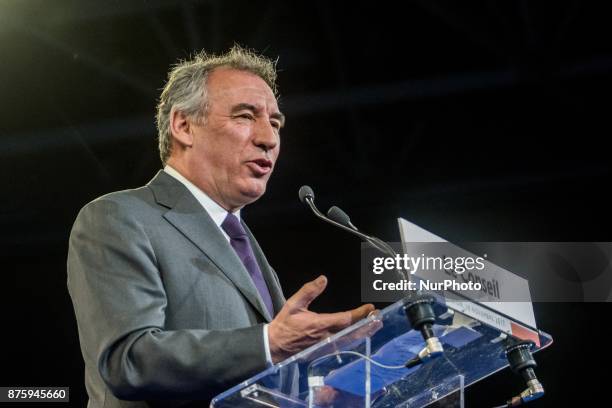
[211,293,553,407]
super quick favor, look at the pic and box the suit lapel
[148,171,273,322]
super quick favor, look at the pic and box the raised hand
[268,275,375,363]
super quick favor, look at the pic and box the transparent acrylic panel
[398,374,464,408]
[212,293,552,408]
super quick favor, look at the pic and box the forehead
[206,68,278,110]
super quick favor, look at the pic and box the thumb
[287,275,327,310]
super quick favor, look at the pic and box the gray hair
[155,45,278,164]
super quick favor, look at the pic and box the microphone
[300,187,445,367]
[327,206,398,258]
[327,206,356,230]
[298,185,314,204]
[298,186,401,271]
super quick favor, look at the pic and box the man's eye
[271,121,281,130]
[236,113,254,120]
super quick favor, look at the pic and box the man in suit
[67,46,374,407]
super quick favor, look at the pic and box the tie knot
[221,213,247,239]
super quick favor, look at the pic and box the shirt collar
[163,165,240,230]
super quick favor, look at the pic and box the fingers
[287,275,327,310]
[317,311,352,332]
[349,303,375,324]
[317,304,376,332]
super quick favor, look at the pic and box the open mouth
[246,158,273,176]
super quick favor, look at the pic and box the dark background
[1,1,610,406]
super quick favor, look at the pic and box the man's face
[183,68,283,211]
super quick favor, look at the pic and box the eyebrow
[231,103,286,127]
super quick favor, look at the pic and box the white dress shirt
[163,165,273,366]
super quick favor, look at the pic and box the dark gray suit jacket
[67,170,286,407]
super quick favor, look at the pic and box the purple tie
[221,213,274,317]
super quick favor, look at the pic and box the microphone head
[327,206,352,227]
[298,185,315,204]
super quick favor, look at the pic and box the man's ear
[169,108,194,148]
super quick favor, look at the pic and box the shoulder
[80,185,155,216]
[73,184,164,233]
[77,170,180,214]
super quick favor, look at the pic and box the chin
[238,181,267,202]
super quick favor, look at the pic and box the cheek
[271,142,281,161]
[217,142,244,170]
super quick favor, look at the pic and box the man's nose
[253,121,278,152]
